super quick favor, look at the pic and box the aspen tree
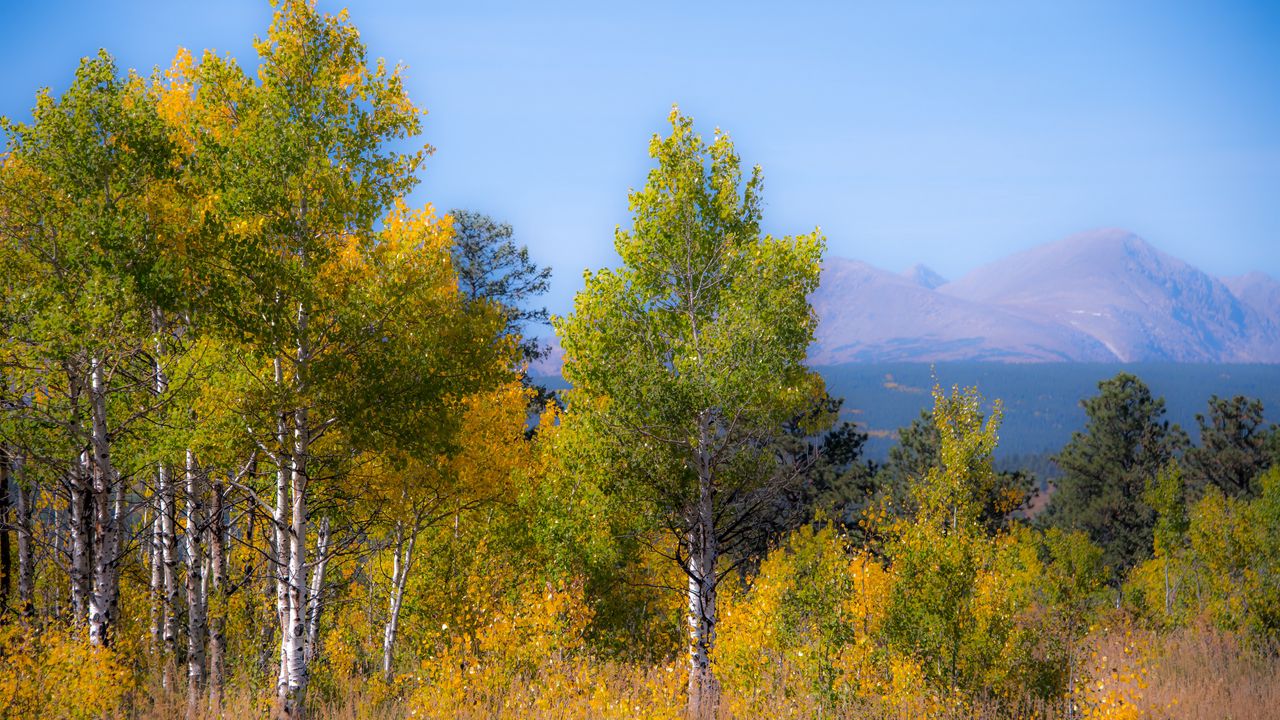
[555,108,826,719]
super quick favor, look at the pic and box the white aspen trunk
[381,522,416,679]
[0,447,10,613]
[281,289,312,719]
[70,450,92,622]
[207,476,228,713]
[149,503,162,645]
[160,458,179,680]
[184,449,207,710]
[152,318,180,665]
[149,320,166,649]
[282,404,310,718]
[67,366,91,623]
[305,517,330,665]
[14,454,35,620]
[273,356,293,701]
[88,357,123,647]
[686,455,719,720]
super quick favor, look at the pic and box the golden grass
[115,625,1280,719]
[1143,625,1280,720]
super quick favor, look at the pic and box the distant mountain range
[532,228,1280,374]
[812,229,1280,364]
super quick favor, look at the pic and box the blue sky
[3,1,1278,315]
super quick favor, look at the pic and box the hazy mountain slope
[938,229,1272,362]
[534,229,1278,371]
[810,258,1114,364]
[902,263,947,289]
[1225,271,1280,326]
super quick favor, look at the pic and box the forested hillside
[1,4,1278,720]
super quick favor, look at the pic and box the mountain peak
[812,230,1280,365]
[902,263,947,289]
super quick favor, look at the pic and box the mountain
[531,229,1278,372]
[811,229,1280,364]
[1224,271,1280,330]
[810,258,1114,364]
[902,263,947,289]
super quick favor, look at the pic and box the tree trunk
[159,457,179,684]
[306,516,330,665]
[149,323,165,649]
[208,475,228,713]
[151,317,179,669]
[149,500,163,646]
[88,357,123,647]
[281,292,313,720]
[14,454,34,620]
[282,403,310,719]
[686,467,719,720]
[184,450,207,713]
[67,367,91,624]
[1,447,11,616]
[273,358,293,706]
[381,522,416,679]
[69,451,92,623]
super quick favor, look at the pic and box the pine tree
[1047,373,1187,577]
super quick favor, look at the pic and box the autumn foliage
[1,3,1278,720]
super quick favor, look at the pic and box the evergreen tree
[448,209,553,364]
[1184,395,1275,499]
[1046,372,1187,577]
[448,209,557,416]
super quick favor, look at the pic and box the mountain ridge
[812,229,1280,364]
[532,229,1279,374]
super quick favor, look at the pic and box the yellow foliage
[0,625,131,720]
[718,521,892,715]
[1071,622,1159,720]
[403,579,683,719]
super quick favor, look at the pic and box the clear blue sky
[4,1,1278,315]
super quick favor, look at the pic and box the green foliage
[876,406,1033,535]
[449,209,553,362]
[1184,394,1275,499]
[878,410,941,510]
[1145,462,1189,560]
[1129,465,1280,640]
[553,106,827,556]
[783,396,881,547]
[1047,372,1188,577]
[5,5,1280,718]
[447,208,558,419]
[882,386,1004,693]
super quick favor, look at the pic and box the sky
[3,1,1279,316]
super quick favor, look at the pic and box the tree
[0,49,176,646]
[162,4,509,715]
[1184,395,1275,499]
[1046,373,1187,577]
[879,410,941,507]
[882,385,1005,693]
[877,408,1034,534]
[449,209,553,365]
[1143,462,1190,618]
[736,393,879,557]
[554,108,826,718]
[447,209,557,418]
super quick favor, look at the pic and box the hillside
[538,363,1280,462]
[810,229,1280,364]
[819,362,1280,460]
